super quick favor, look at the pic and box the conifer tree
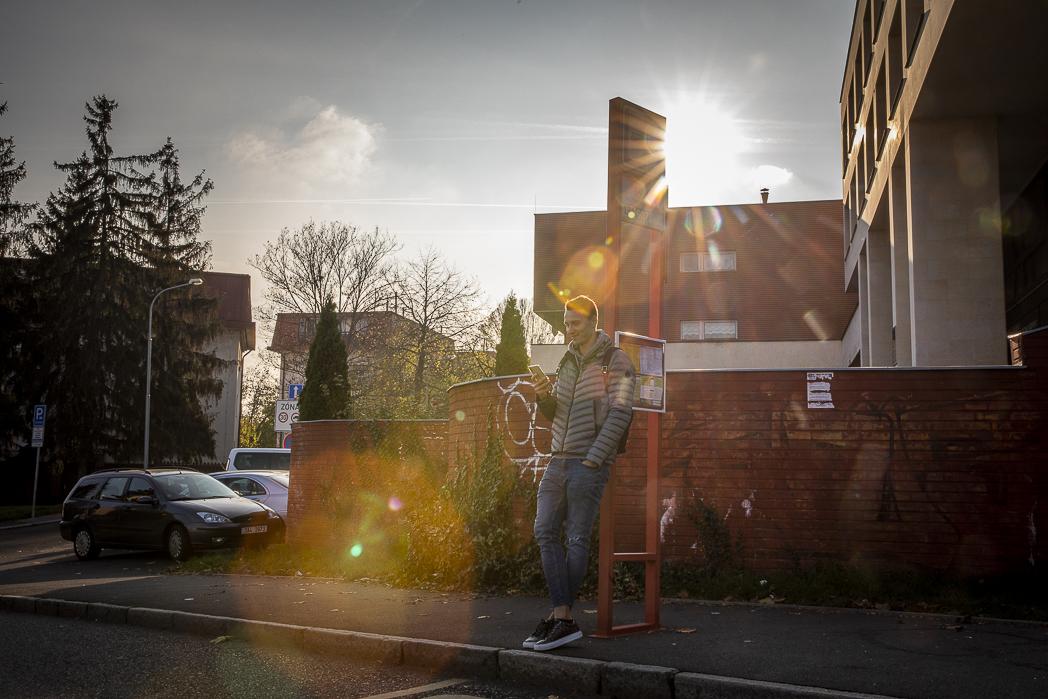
[298,300,352,420]
[493,292,529,376]
[0,101,34,256]
[24,95,220,486]
[0,101,35,444]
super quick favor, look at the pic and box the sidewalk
[1,568,1045,698]
[0,514,61,531]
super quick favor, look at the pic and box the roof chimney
[760,187,769,204]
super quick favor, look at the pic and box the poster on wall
[806,372,834,409]
[615,331,667,413]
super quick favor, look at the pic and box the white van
[225,448,291,471]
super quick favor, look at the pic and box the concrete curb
[0,516,61,531]
[0,594,900,698]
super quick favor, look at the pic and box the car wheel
[73,527,101,560]
[166,525,192,562]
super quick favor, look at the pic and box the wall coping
[669,365,1026,374]
[447,366,1026,394]
[447,373,530,392]
[294,419,447,425]
[1009,324,1048,339]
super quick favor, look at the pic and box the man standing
[525,295,635,651]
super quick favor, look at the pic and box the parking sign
[31,405,47,447]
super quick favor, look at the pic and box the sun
[662,98,748,206]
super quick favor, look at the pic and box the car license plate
[241,525,267,535]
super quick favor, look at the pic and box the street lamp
[143,278,203,469]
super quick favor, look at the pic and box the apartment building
[532,197,859,371]
[841,0,1048,366]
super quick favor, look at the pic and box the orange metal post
[594,98,665,637]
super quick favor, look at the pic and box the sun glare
[663,98,748,206]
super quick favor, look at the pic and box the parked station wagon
[59,469,285,561]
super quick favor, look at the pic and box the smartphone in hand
[528,364,546,383]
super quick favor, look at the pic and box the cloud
[748,164,794,189]
[227,104,380,194]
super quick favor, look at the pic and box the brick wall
[286,419,446,545]
[288,331,1048,576]
[445,332,1048,577]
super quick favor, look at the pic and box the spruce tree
[298,300,352,420]
[141,138,221,461]
[0,101,35,445]
[25,95,220,486]
[493,292,529,376]
[0,101,34,256]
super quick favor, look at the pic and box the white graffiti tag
[496,377,552,481]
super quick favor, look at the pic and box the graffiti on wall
[496,377,552,481]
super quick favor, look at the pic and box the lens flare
[349,543,363,558]
[684,207,724,241]
[644,175,668,206]
[803,309,831,341]
[707,241,721,266]
[554,245,620,306]
[388,496,403,512]
[454,409,466,422]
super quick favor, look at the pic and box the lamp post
[143,278,203,469]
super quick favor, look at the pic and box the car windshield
[233,452,291,470]
[268,474,289,488]
[156,473,237,501]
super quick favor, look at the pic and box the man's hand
[533,372,553,398]
[583,459,599,469]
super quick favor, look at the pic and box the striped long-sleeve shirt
[537,330,636,467]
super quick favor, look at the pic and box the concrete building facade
[199,272,255,465]
[841,0,1048,367]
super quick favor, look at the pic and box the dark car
[59,468,285,561]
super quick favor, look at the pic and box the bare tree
[394,247,485,408]
[467,294,561,375]
[249,221,398,374]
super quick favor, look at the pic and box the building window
[905,0,927,66]
[680,251,736,272]
[297,317,316,341]
[681,320,738,341]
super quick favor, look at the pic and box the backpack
[556,346,634,455]
[600,347,634,455]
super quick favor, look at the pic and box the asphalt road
[3,523,1048,698]
[0,612,570,699]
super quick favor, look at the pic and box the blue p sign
[32,405,47,427]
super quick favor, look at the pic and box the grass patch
[0,505,62,523]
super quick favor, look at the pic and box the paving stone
[402,638,499,679]
[85,602,128,624]
[8,596,38,614]
[499,649,603,695]
[54,600,88,619]
[127,607,173,630]
[228,620,305,648]
[302,628,402,664]
[169,611,236,637]
[602,661,675,699]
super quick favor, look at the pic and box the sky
[2,0,855,326]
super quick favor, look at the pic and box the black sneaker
[532,618,582,651]
[522,618,554,649]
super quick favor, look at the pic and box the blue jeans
[533,457,611,609]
